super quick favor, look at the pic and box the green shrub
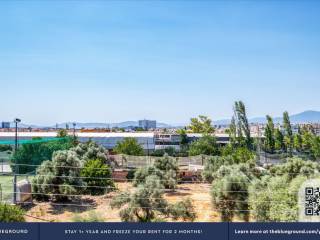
[32,150,83,201]
[133,154,178,189]
[169,198,196,221]
[212,163,257,182]
[133,166,157,186]
[151,147,177,157]
[0,203,25,222]
[111,175,196,222]
[73,141,112,165]
[114,138,144,156]
[249,175,306,222]
[202,156,234,182]
[189,135,219,156]
[222,145,255,164]
[81,159,114,195]
[211,169,250,222]
[270,157,318,180]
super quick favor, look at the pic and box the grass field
[0,151,12,173]
[0,175,34,203]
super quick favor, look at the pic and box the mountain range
[16,121,172,129]
[6,110,320,129]
[53,121,172,129]
[213,110,320,125]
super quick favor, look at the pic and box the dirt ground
[24,183,220,222]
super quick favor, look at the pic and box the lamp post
[13,118,21,204]
[72,122,77,145]
[73,122,76,138]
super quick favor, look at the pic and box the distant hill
[274,110,320,124]
[53,121,172,129]
[214,110,320,125]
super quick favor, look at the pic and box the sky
[0,1,320,126]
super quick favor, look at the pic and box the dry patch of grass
[24,183,220,222]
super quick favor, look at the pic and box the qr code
[305,187,320,215]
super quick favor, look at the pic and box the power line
[0,173,209,183]
[8,162,320,175]
[10,163,204,173]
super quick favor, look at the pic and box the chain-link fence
[112,154,211,168]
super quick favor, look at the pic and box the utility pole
[13,118,21,204]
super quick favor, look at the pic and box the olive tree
[270,157,318,180]
[133,154,178,189]
[249,175,306,222]
[32,150,83,201]
[111,175,196,222]
[211,168,250,222]
[73,141,114,166]
[202,156,234,182]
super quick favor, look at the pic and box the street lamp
[13,118,21,204]
[73,122,76,138]
[14,118,21,152]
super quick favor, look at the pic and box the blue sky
[0,1,320,125]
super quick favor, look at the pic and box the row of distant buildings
[1,119,319,143]
[0,131,230,153]
[0,120,158,132]
[250,123,320,136]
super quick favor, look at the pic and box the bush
[249,175,304,222]
[133,154,178,189]
[248,176,271,221]
[202,156,234,182]
[111,175,196,222]
[73,141,116,168]
[32,150,83,201]
[133,166,157,186]
[151,147,177,157]
[189,135,219,156]
[0,203,25,222]
[222,145,255,164]
[169,198,196,221]
[114,138,144,156]
[211,169,250,222]
[212,163,257,183]
[270,157,318,180]
[80,159,114,195]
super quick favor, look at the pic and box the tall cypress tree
[265,115,275,153]
[274,129,285,151]
[234,101,252,149]
[229,116,237,148]
[283,111,293,156]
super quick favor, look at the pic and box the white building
[0,132,233,152]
